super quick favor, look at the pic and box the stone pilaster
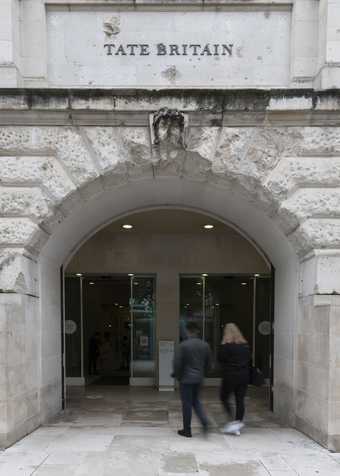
[0,0,21,86]
[290,0,319,86]
[297,252,340,450]
[0,253,40,447]
[315,0,340,88]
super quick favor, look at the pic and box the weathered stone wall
[0,90,340,449]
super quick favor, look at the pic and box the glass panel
[83,276,130,382]
[179,276,203,341]
[254,276,273,381]
[204,276,253,376]
[204,276,222,375]
[179,274,274,381]
[65,277,81,377]
[131,276,156,378]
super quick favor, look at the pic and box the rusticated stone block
[290,218,340,255]
[186,127,220,161]
[0,187,49,220]
[0,127,98,186]
[265,157,340,201]
[0,156,76,204]
[84,127,151,174]
[0,248,38,294]
[278,188,340,233]
[0,218,48,253]
[299,127,340,156]
[215,127,302,181]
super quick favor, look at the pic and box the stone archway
[1,113,340,449]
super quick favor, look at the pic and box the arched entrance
[37,177,298,426]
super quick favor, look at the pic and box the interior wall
[66,223,270,344]
[67,227,269,274]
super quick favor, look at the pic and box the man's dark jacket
[173,337,212,384]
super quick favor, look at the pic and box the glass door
[179,276,204,341]
[64,273,156,387]
[179,274,273,382]
[130,275,156,383]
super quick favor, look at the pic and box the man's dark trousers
[180,383,208,433]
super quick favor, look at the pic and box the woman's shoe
[178,429,192,438]
[238,421,245,431]
[223,420,244,435]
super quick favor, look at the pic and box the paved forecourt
[0,387,340,476]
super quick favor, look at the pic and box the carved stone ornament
[103,16,120,38]
[151,108,187,148]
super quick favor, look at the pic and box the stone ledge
[46,0,293,8]
[0,89,339,126]
[0,88,339,111]
[1,110,340,127]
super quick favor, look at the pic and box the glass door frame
[63,272,157,389]
[129,273,157,386]
[179,273,274,400]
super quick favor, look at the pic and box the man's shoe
[177,429,192,438]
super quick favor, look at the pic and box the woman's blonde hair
[222,323,247,345]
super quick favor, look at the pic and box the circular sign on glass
[258,321,271,336]
[65,320,77,335]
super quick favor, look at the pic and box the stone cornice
[0,89,339,126]
[46,0,293,9]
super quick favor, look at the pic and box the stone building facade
[1,0,340,452]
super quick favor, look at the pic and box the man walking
[173,322,212,437]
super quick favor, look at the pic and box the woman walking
[218,323,250,435]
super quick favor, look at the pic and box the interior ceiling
[101,209,235,234]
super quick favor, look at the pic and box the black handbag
[250,366,265,387]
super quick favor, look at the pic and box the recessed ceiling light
[114,303,119,307]
[203,224,214,229]
[134,282,139,286]
[122,224,133,230]
[215,303,220,306]
[75,273,83,277]
[254,273,260,277]
[128,273,134,277]
[89,281,95,285]
[241,282,247,286]
[196,282,202,285]
[202,273,208,277]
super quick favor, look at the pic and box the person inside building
[88,331,101,375]
[99,332,114,375]
[121,334,130,370]
[218,323,251,436]
[173,321,212,438]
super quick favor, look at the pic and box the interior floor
[63,385,275,430]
